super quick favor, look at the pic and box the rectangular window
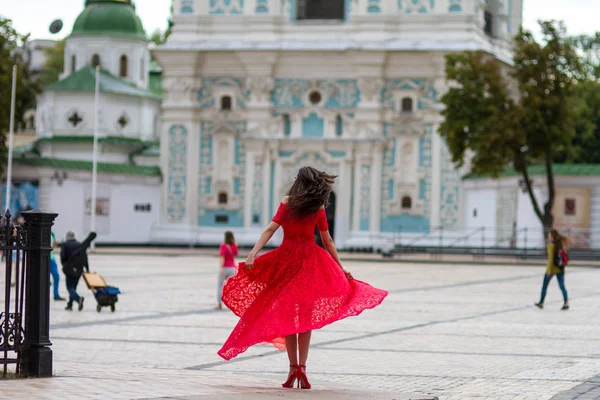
[85,198,110,216]
[252,214,260,224]
[215,215,229,224]
[297,0,345,20]
[565,199,576,216]
[484,11,493,36]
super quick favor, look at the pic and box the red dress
[217,202,388,360]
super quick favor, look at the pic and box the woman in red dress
[218,166,388,389]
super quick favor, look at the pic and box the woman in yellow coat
[535,229,570,310]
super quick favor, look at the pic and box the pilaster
[430,125,442,227]
[262,146,271,225]
[370,143,383,231]
[244,152,255,227]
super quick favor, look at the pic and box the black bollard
[20,210,58,378]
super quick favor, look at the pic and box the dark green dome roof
[71,0,146,41]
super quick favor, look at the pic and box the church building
[151,0,523,248]
[13,0,163,242]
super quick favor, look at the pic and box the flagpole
[5,65,17,214]
[91,66,100,250]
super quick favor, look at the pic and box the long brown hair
[224,231,235,245]
[287,166,337,218]
[550,229,570,251]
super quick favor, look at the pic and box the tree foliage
[39,40,65,86]
[567,33,600,80]
[440,21,584,230]
[0,18,41,176]
[554,80,600,164]
[554,33,600,164]
[149,27,171,45]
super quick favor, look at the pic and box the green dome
[71,0,146,41]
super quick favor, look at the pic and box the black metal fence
[386,225,600,262]
[1,211,26,376]
[0,209,58,378]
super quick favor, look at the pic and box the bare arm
[245,222,280,268]
[320,230,353,280]
[219,256,225,269]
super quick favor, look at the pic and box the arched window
[119,55,128,78]
[283,114,291,137]
[71,55,76,73]
[335,115,343,137]
[401,196,412,210]
[91,54,101,68]
[220,95,232,111]
[401,97,413,113]
[218,192,228,205]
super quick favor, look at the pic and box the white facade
[62,36,151,89]
[12,0,163,244]
[152,0,523,249]
[462,172,600,248]
[12,166,161,244]
[37,91,161,145]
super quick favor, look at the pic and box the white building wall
[590,186,600,247]
[42,92,159,139]
[44,174,161,244]
[515,188,546,247]
[63,37,150,89]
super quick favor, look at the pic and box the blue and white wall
[152,0,521,247]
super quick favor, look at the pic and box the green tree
[440,21,583,231]
[0,18,41,175]
[149,27,171,45]
[554,33,600,164]
[567,33,600,80]
[554,80,600,164]
[39,40,65,86]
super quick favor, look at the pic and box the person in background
[60,231,89,311]
[216,231,238,310]
[50,231,65,301]
[535,229,570,310]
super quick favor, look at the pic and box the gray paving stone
[0,255,599,399]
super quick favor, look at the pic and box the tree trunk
[542,147,556,235]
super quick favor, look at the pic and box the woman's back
[273,203,327,243]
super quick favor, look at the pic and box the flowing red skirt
[217,241,388,360]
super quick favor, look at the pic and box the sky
[2,0,599,41]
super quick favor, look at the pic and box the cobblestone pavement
[1,254,600,400]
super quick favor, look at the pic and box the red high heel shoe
[296,365,311,389]
[282,365,298,388]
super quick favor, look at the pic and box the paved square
[1,253,599,399]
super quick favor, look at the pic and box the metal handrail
[448,227,484,247]
[399,226,443,247]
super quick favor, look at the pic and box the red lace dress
[217,203,388,360]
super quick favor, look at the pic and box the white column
[433,0,449,13]
[381,0,397,13]
[262,150,271,225]
[188,119,200,226]
[244,152,255,228]
[356,0,368,15]
[337,158,353,245]
[270,0,281,14]
[38,177,52,210]
[430,127,442,227]
[196,0,209,14]
[352,157,362,232]
[370,144,382,232]
[273,153,282,207]
[244,0,256,14]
